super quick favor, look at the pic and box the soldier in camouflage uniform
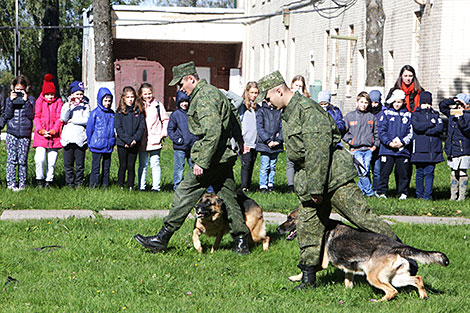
[134,61,251,255]
[256,71,398,288]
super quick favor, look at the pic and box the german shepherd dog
[193,191,270,253]
[277,209,449,301]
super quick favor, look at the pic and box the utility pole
[14,0,20,75]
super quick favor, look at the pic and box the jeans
[353,149,374,196]
[259,152,279,189]
[173,149,192,191]
[35,147,59,182]
[5,134,30,188]
[117,145,139,188]
[90,152,112,188]
[371,148,381,191]
[138,149,161,191]
[240,148,257,189]
[415,163,435,200]
[63,143,87,187]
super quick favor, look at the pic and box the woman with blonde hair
[239,81,259,192]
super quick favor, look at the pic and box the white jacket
[60,100,90,147]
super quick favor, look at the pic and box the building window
[250,46,255,80]
[259,44,265,77]
[280,40,287,79]
[357,49,366,92]
[323,30,330,91]
[289,38,295,80]
[346,25,354,96]
[265,43,270,75]
[412,11,422,71]
[274,41,280,71]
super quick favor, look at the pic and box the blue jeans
[173,150,193,191]
[138,149,161,191]
[353,149,374,196]
[259,152,279,189]
[415,163,435,200]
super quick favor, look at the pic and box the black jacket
[255,101,283,154]
[439,98,470,158]
[3,96,35,138]
[114,105,146,147]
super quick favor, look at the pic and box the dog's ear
[215,198,224,208]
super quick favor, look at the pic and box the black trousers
[377,155,411,196]
[90,152,112,188]
[63,143,87,187]
[240,148,257,189]
[117,145,139,188]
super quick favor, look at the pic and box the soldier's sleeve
[194,99,223,169]
[302,106,332,195]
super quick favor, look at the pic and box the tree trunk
[93,0,114,81]
[40,0,60,95]
[365,0,385,87]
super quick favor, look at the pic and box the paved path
[1,209,470,225]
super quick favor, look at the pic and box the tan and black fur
[277,209,449,301]
[193,191,270,253]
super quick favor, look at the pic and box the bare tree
[93,0,114,81]
[365,0,385,87]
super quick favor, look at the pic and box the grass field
[0,141,469,312]
[0,139,469,217]
[1,219,468,313]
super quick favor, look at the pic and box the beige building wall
[245,0,470,113]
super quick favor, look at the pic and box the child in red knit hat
[33,74,63,188]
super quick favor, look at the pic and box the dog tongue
[286,230,297,241]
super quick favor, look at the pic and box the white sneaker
[376,193,387,199]
[7,185,18,191]
[399,194,407,200]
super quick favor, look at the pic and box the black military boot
[233,235,250,255]
[134,226,173,252]
[295,264,317,290]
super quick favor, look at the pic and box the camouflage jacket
[282,92,357,201]
[188,79,242,169]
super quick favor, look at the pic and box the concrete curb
[1,209,470,225]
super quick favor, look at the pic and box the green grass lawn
[0,139,469,218]
[1,218,468,312]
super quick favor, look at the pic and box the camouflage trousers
[297,180,397,267]
[163,161,249,238]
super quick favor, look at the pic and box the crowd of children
[1,66,469,201]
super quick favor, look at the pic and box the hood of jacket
[176,90,190,112]
[97,88,114,112]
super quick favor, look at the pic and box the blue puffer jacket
[168,91,198,151]
[3,95,35,138]
[325,104,346,136]
[86,88,115,153]
[439,98,470,158]
[411,107,444,163]
[255,101,283,154]
[378,106,413,157]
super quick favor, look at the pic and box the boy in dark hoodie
[168,90,198,190]
[86,87,116,188]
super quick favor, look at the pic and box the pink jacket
[33,94,63,148]
[140,99,169,151]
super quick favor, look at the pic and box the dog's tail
[392,246,449,267]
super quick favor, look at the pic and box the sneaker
[376,193,387,199]
[259,187,268,193]
[398,194,407,200]
[287,185,295,193]
[7,185,17,191]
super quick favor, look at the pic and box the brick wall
[113,39,242,110]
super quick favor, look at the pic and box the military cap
[255,71,286,103]
[169,61,198,86]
